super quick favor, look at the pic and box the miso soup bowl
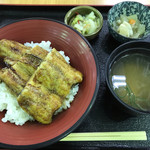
[106,41,150,116]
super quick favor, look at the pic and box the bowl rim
[0,17,100,149]
[107,1,150,41]
[105,40,150,115]
[64,6,103,38]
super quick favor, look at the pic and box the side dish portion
[112,14,145,38]
[71,11,100,35]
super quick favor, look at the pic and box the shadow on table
[103,89,132,122]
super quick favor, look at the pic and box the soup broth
[110,53,150,111]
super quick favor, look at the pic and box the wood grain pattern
[0,0,150,6]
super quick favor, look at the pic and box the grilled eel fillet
[0,39,83,124]
[0,39,48,60]
[0,39,48,95]
[0,68,25,95]
[0,39,31,60]
[17,48,83,124]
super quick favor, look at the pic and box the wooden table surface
[0,0,150,6]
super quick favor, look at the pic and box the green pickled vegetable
[71,11,100,35]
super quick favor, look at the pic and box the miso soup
[110,53,150,111]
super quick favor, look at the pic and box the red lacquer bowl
[0,18,100,149]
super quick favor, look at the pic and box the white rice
[0,41,79,125]
[0,82,34,125]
